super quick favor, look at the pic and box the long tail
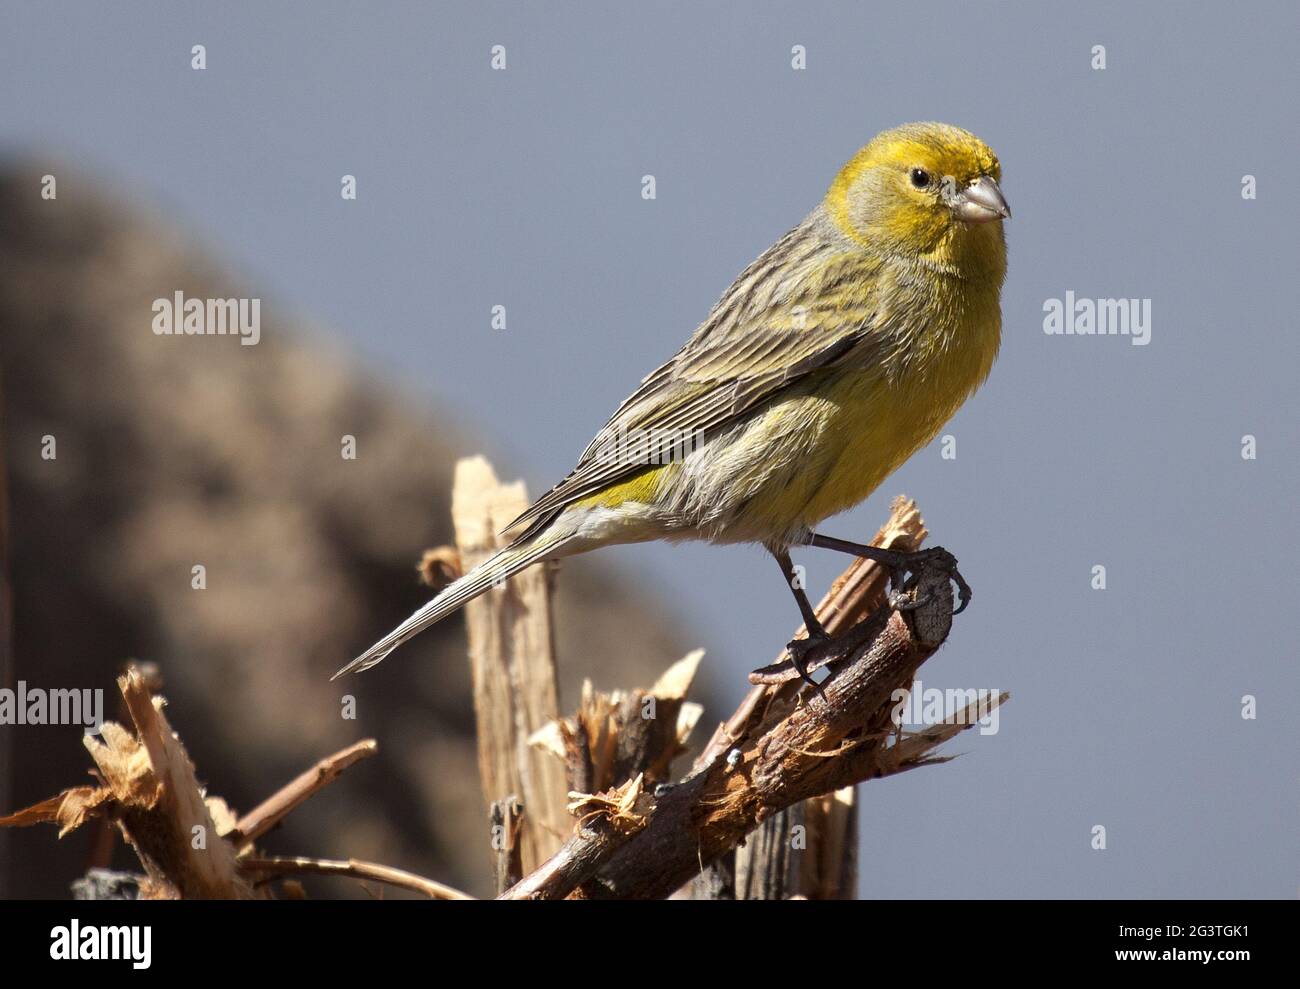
[332,535,565,679]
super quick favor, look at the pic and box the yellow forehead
[843,122,1001,185]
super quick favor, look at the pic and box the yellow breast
[796,279,1002,528]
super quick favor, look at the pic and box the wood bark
[452,456,568,874]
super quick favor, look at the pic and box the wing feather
[506,212,884,536]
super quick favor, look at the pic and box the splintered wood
[717,500,928,899]
[0,672,423,899]
[500,650,705,899]
[451,456,568,874]
[540,497,1008,899]
[2,489,1006,902]
[528,650,704,798]
[0,670,254,899]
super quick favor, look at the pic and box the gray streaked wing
[506,216,880,536]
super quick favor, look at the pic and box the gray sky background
[2,1,1296,897]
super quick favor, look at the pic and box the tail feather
[332,538,560,679]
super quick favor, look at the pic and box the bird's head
[827,122,1008,274]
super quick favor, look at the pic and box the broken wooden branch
[735,786,857,899]
[494,497,1004,900]
[696,498,924,899]
[530,650,704,799]
[697,497,927,770]
[800,787,858,899]
[504,650,706,899]
[534,499,1006,899]
[734,803,804,900]
[3,492,1003,903]
[85,660,164,873]
[59,670,255,898]
[489,795,525,894]
[498,775,651,900]
[230,738,378,849]
[452,456,569,872]
[242,855,473,900]
[0,671,434,901]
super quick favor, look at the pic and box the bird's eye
[909,168,931,189]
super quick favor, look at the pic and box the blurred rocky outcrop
[0,160,698,898]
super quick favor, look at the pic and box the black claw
[785,633,829,690]
[882,547,970,617]
[952,571,973,614]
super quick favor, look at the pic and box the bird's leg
[774,548,827,638]
[806,533,972,615]
[771,548,829,688]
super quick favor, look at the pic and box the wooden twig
[243,856,474,900]
[736,785,857,900]
[735,803,804,900]
[801,787,857,899]
[452,456,568,872]
[489,796,525,894]
[231,739,378,848]
[885,691,1011,769]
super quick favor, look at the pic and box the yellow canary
[336,121,1009,682]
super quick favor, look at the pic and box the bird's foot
[884,546,971,615]
[807,533,971,616]
[783,630,834,690]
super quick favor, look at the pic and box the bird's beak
[954,176,1011,223]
